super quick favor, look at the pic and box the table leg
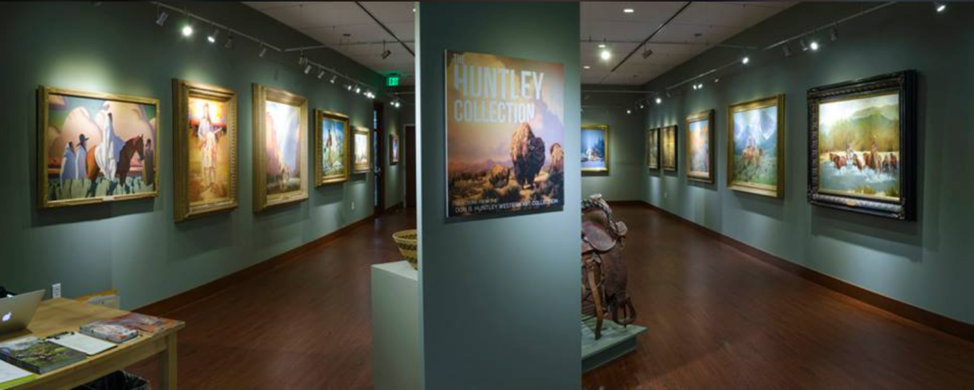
[158,334,178,390]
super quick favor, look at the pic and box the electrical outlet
[664,191,668,199]
[351,202,355,211]
[52,283,61,299]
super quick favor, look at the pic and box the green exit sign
[387,74,400,87]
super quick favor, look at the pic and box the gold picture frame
[313,109,350,186]
[727,94,785,198]
[252,84,308,212]
[352,125,371,174]
[173,79,238,221]
[661,125,678,172]
[647,127,660,170]
[686,110,715,183]
[581,124,610,175]
[37,86,160,209]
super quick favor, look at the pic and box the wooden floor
[128,204,974,389]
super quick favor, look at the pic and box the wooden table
[0,299,184,390]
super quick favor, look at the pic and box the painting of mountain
[728,95,784,197]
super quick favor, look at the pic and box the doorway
[373,102,386,214]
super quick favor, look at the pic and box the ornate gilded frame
[313,109,350,186]
[661,125,678,172]
[252,84,308,212]
[173,79,238,221]
[581,124,610,176]
[807,70,916,220]
[686,109,716,183]
[727,94,785,198]
[647,127,660,170]
[37,86,160,209]
[352,125,372,174]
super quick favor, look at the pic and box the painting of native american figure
[174,80,238,221]
[38,87,159,208]
[728,95,784,198]
[686,110,715,183]
[252,84,308,212]
[808,70,916,220]
[314,110,350,186]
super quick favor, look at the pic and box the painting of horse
[39,87,158,208]
[728,95,784,198]
[252,84,308,212]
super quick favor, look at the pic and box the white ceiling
[245,2,795,86]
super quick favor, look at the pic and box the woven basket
[392,229,418,270]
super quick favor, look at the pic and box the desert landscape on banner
[445,51,565,220]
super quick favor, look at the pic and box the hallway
[130,205,974,389]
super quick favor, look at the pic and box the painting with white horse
[40,87,158,208]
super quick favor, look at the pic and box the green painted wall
[416,2,581,389]
[643,2,974,325]
[0,2,403,309]
[581,87,646,201]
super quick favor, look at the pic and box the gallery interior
[3,1,974,389]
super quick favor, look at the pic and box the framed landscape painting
[38,86,159,208]
[808,70,916,220]
[252,84,308,212]
[728,95,785,198]
[647,127,660,170]
[313,109,350,186]
[661,125,678,172]
[581,125,609,175]
[173,79,237,221]
[353,126,371,174]
[390,132,400,165]
[686,110,715,183]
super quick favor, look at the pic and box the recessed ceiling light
[623,8,634,14]
[583,65,591,70]
[600,49,611,61]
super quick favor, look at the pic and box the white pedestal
[371,261,420,390]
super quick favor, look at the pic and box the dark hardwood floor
[128,204,974,389]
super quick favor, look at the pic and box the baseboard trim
[137,215,377,317]
[637,201,974,343]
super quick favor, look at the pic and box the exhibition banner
[445,50,565,221]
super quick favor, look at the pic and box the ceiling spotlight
[381,50,392,60]
[318,69,326,79]
[641,47,653,59]
[741,56,749,65]
[259,45,268,58]
[626,109,632,115]
[935,2,947,12]
[304,64,313,74]
[655,97,662,104]
[713,78,720,83]
[583,65,591,70]
[782,44,792,57]
[181,24,193,37]
[346,84,353,91]
[225,35,234,49]
[666,90,672,98]
[155,10,169,26]
[355,86,361,94]
[639,103,645,110]
[829,26,839,42]
[598,43,606,49]
[207,28,219,43]
[692,84,697,90]
[600,49,612,61]
[800,38,809,52]
[329,75,337,84]
[623,8,634,14]
[298,52,307,66]
[809,41,820,51]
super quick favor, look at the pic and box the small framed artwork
[173,79,238,221]
[353,126,371,174]
[686,110,715,183]
[647,127,660,170]
[808,70,916,220]
[313,109,350,186]
[581,124,609,175]
[661,125,678,172]
[390,132,400,165]
[728,95,785,198]
[38,86,160,208]
[252,84,308,212]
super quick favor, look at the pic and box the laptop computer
[0,290,45,336]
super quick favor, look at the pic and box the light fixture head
[225,35,234,49]
[626,109,632,115]
[304,64,313,74]
[741,56,749,65]
[329,75,338,84]
[207,28,219,43]
[298,52,307,66]
[346,84,353,91]
[782,44,792,57]
[666,90,672,98]
[642,47,653,59]
[600,49,612,61]
[598,43,606,49]
[583,65,591,70]
[655,97,662,104]
[318,69,326,79]
[623,8,634,14]
[181,24,193,37]
[935,2,947,12]
[155,10,169,26]
[259,45,268,58]
[799,38,809,52]
[809,41,820,51]
[713,78,720,83]
[381,50,392,60]
[355,86,361,94]
[829,26,839,42]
